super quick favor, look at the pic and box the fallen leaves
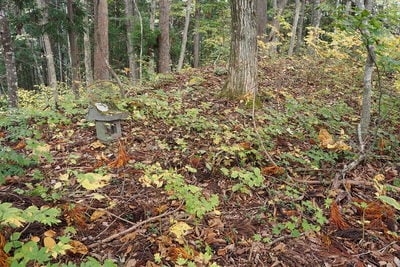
[261,165,285,176]
[169,221,192,244]
[318,128,351,151]
[76,172,111,190]
[0,233,9,267]
[329,202,350,230]
[108,141,130,168]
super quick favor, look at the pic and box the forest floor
[1,57,400,266]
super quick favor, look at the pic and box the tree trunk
[67,0,81,99]
[268,0,287,55]
[356,0,375,140]
[125,0,138,84]
[158,0,171,73]
[295,0,305,53]
[255,0,267,40]
[148,0,156,75]
[94,0,110,80]
[83,0,93,85]
[193,1,200,68]
[288,0,301,56]
[36,0,58,107]
[0,8,18,108]
[224,0,258,97]
[177,0,192,72]
[311,0,322,28]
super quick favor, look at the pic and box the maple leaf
[329,202,350,230]
[169,221,192,244]
[76,172,111,190]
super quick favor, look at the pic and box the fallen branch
[88,203,182,247]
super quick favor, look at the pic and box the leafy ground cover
[0,57,399,266]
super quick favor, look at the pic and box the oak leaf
[68,240,88,255]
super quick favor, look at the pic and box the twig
[88,203,182,247]
[353,241,397,257]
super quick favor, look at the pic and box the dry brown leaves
[62,204,87,229]
[261,165,285,176]
[329,202,350,230]
[108,141,130,168]
[0,233,9,267]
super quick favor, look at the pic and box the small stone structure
[87,103,128,143]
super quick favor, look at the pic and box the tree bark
[148,0,157,75]
[94,0,110,80]
[83,0,93,85]
[295,0,305,53]
[224,0,258,97]
[177,0,192,72]
[0,8,18,108]
[356,0,375,140]
[67,0,81,99]
[193,1,200,68]
[268,0,287,55]
[36,0,58,107]
[125,0,138,84]
[255,0,267,40]
[158,0,171,73]
[288,0,301,56]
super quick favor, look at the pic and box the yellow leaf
[90,210,107,222]
[31,236,40,243]
[44,230,56,237]
[68,240,88,255]
[59,173,69,181]
[169,221,192,244]
[77,173,111,190]
[89,140,106,149]
[44,236,56,250]
[374,174,385,182]
[318,128,334,148]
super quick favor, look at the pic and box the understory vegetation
[0,51,400,265]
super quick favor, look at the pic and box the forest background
[0,0,399,266]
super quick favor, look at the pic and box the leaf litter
[0,59,399,266]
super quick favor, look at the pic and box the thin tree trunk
[295,0,305,53]
[93,0,110,80]
[158,0,171,73]
[0,8,18,108]
[133,0,143,80]
[125,0,137,84]
[83,0,93,86]
[288,0,301,56]
[193,1,200,68]
[148,0,156,75]
[29,38,45,85]
[268,0,287,55]
[356,0,375,140]
[224,0,258,96]
[36,0,58,107]
[177,0,192,72]
[67,0,81,99]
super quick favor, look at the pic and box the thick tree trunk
[224,0,258,96]
[67,0,81,99]
[295,0,305,53]
[255,0,267,40]
[311,0,322,28]
[193,2,200,68]
[36,0,58,106]
[0,9,18,108]
[288,0,301,56]
[158,0,171,73]
[125,0,138,84]
[177,0,192,72]
[94,0,110,80]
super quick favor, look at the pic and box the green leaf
[377,195,400,210]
